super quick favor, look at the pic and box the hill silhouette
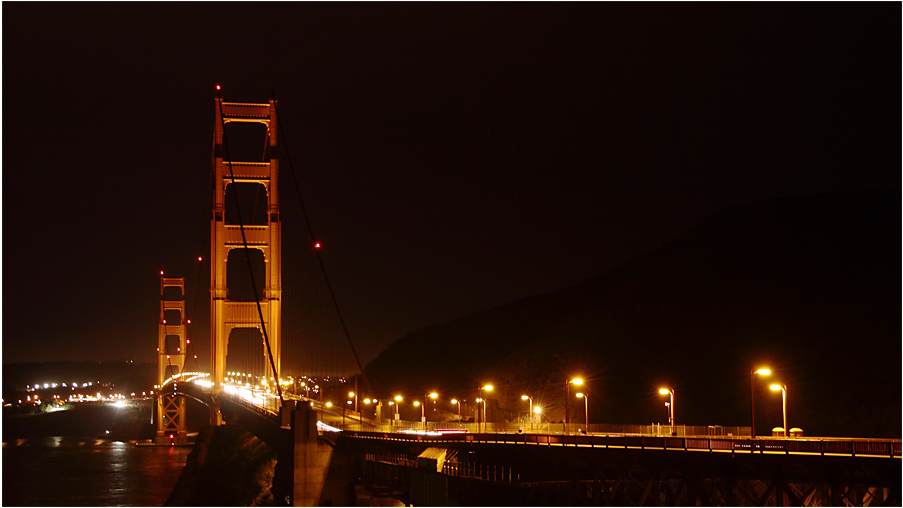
[365,190,901,438]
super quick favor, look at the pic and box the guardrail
[346,431,902,459]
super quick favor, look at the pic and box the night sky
[3,4,899,371]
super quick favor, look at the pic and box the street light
[479,385,493,433]
[575,392,589,433]
[392,395,403,426]
[414,401,425,429]
[349,391,357,413]
[659,388,674,428]
[450,398,461,418]
[770,383,787,437]
[521,395,533,431]
[750,367,771,438]
[534,406,544,433]
[420,392,438,429]
[566,378,583,435]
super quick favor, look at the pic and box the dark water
[2,436,190,506]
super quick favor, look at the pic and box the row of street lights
[524,369,788,436]
[321,366,789,436]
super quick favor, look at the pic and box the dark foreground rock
[166,424,278,506]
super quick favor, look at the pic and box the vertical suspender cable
[273,99,373,397]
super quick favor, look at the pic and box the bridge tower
[210,96,281,423]
[157,275,188,445]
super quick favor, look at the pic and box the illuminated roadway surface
[159,372,901,459]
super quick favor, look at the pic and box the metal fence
[351,430,901,459]
[339,419,750,437]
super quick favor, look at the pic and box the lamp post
[427,392,438,429]
[479,385,493,433]
[658,388,674,427]
[521,395,533,431]
[414,401,425,430]
[475,398,482,430]
[566,378,583,435]
[363,397,372,420]
[349,391,357,413]
[451,398,461,418]
[575,392,589,433]
[534,406,544,434]
[750,368,771,438]
[392,395,402,428]
[770,383,787,437]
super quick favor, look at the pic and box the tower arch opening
[225,327,267,380]
[226,248,267,302]
[225,182,269,226]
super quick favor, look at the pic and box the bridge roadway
[173,379,901,460]
[162,380,901,505]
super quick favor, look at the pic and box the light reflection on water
[2,436,191,506]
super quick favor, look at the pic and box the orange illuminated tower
[157,275,188,445]
[210,95,281,422]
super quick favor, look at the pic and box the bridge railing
[345,430,901,458]
[345,420,751,437]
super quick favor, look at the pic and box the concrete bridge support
[292,406,334,506]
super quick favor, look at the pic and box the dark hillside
[365,190,901,437]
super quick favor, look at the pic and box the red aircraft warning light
[314,242,321,249]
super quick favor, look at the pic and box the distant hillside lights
[12,379,150,409]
